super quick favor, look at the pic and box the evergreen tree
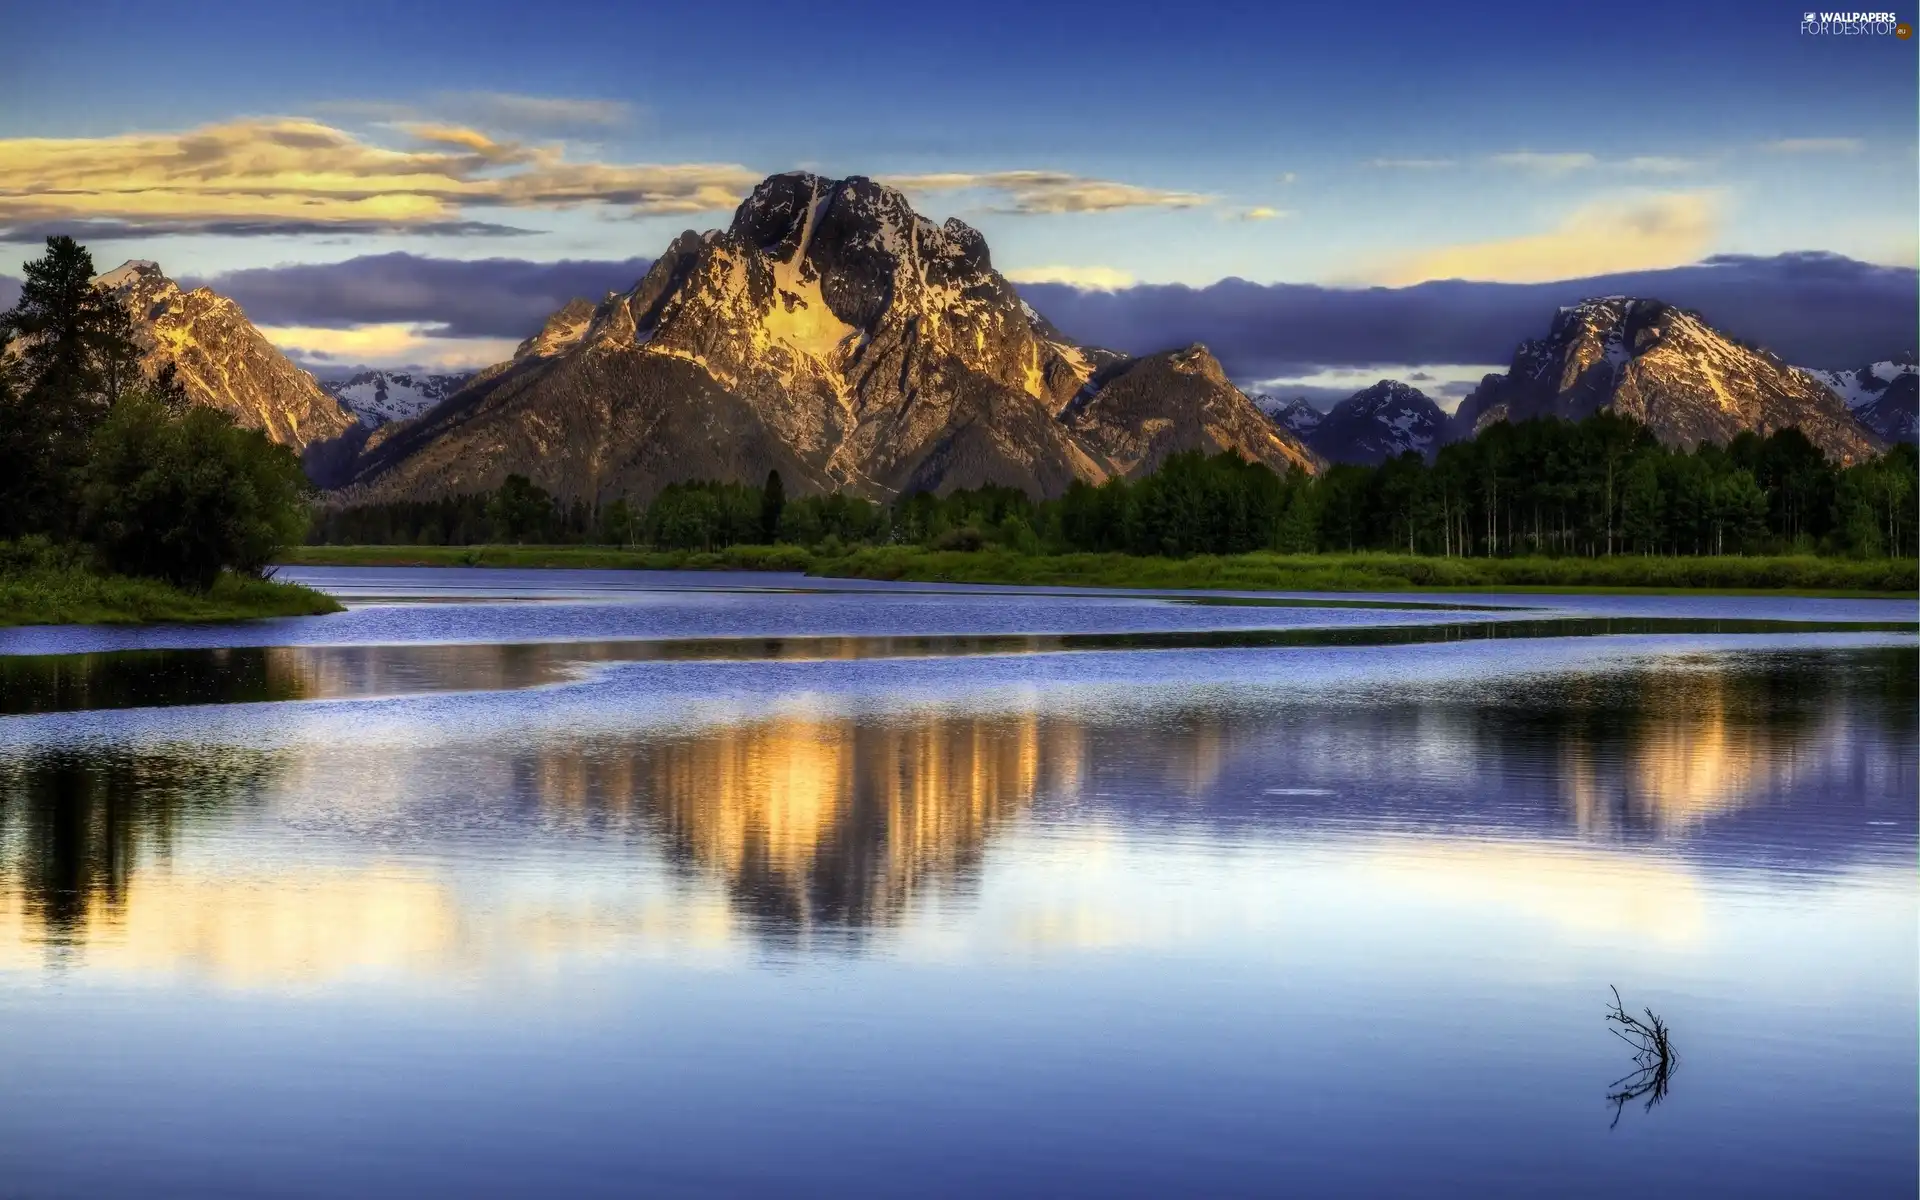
[760,469,786,542]
[0,236,145,536]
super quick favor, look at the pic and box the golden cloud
[1374,191,1722,285]
[256,322,520,370]
[0,117,760,237]
[882,170,1213,213]
[1003,264,1137,290]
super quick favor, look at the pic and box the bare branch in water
[1605,985,1677,1129]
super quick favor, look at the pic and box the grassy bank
[282,544,1919,596]
[0,566,343,627]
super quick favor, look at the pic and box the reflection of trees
[0,747,275,948]
[0,649,311,715]
[523,711,1089,942]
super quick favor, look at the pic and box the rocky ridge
[1447,297,1882,462]
[94,261,354,449]
[338,173,1315,502]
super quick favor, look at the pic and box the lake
[0,569,1914,1197]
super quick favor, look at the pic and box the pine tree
[0,236,147,535]
[760,469,786,542]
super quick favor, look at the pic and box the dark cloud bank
[5,251,1909,382]
[189,253,656,339]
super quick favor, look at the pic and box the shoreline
[0,569,344,628]
[279,544,1920,599]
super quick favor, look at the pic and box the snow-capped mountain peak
[1801,353,1918,443]
[1254,393,1324,436]
[1305,380,1444,465]
[321,370,475,428]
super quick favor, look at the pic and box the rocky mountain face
[322,369,476,427]
[1447,297,1883,462]
[1304,380,1444,466]
[1062,346,1317,477]
[94,261,354,449]
[1804,354,1916,444]
[338,173,1314,502]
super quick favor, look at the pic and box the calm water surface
[0,571,1913,1197]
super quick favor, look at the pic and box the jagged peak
[1165,343,1230,382]
[514,296,599,360]
[94,259,165,290]
[727,171,990,275]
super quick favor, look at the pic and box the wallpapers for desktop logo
[1799,10,1909,35]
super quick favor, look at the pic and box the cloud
[881,171,1213,214]
[1277,172,1297,185]
[1004,265,1136,290]
[438,92,632,133]
[1252,363,1503,412]
[191,253,652,339]
[1239,206,1288,221]
[0,118,758,239]
[0,218,534,242]
[1014,251,1916,380]
[1374,191,1721,285]
[317,92,634,136]
[261,323,521,372]
[1620,156,1704,173]
[1763,137,1863,154]
[1489,151,1599,174]
[1367,158,1455,169]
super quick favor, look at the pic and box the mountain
[1062,346,1318,478]
[1255,393,1324,438]
[322,369,476,427]
[1804,355,1917,444]
[1447,297,1883,463]
[336,172,1314,502]
[94,261,354,449]
[1305,380,1444,466]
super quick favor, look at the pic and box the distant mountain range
[1274,299,1902,466]
[78,193,1908,494]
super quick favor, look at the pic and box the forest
[312,412,1919,561]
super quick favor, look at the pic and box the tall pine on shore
[0,236,144,536]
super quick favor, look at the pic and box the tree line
[313,411,1918,559]
[0,237,311,588]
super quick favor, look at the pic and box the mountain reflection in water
[0,648,1909,980]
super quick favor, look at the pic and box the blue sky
[1,0,1914,379]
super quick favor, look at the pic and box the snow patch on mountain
[322,370,474,427]
[1802,357,1916,409]
[1253,393,1324,436]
